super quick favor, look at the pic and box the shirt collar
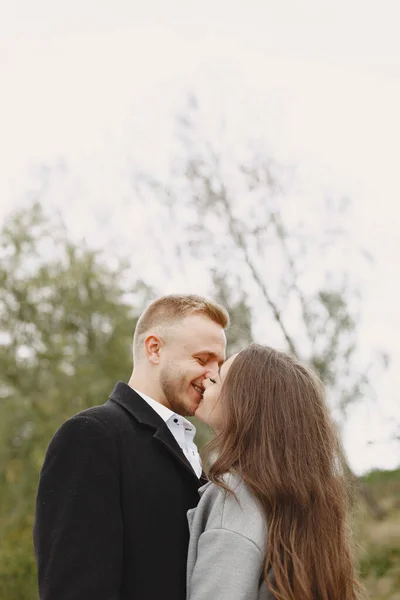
[133,389,196,433]
[133,389,175,423]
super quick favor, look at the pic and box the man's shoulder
[53,393,129,443]
[77,400,119,423]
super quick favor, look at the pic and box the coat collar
[109,381,165,429]
[198,481,213,496]
[108,381,203,484]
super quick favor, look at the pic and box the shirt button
[173,418,179,423]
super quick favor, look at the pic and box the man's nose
[205,363,219,379]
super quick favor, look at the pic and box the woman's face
[195,354,238,432]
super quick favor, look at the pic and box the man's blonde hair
[133,294,229,358]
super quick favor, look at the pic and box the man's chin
[173,399,198,418]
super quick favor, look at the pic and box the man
[33,294,228,600]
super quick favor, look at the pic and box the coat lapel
[153,425,199,480]
[109,381,201,483]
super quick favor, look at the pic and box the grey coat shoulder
[188,473,267,553]
[187,473,274,600]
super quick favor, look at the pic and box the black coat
[33,382,203,600]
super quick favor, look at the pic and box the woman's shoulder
[221,474,266,533]
[192,473,267,553]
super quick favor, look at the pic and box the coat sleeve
[33,415,123,600]
[187,528,272,600]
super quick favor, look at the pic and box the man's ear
[144,334,163,365]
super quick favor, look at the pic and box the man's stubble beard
[159,367,192,417]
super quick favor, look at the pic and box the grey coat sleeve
[187,528,271,600]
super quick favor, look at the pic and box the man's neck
[128,372,165,407]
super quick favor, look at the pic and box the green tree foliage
[0,203,138,599]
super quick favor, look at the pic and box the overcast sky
[1,1,399,473]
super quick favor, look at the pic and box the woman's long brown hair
[205,344,361,600]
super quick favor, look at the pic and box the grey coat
[187,473,274,599]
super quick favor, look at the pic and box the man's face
[157,314,226,417]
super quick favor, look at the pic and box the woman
[187,344,361,600]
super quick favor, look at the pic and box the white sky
[1,0,399,474]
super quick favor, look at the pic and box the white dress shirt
[133,389,202,478]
